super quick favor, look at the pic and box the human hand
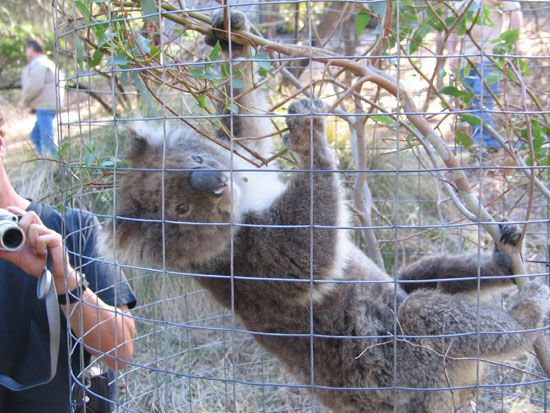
[0,207,74,289]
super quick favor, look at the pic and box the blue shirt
[0,202,136,412]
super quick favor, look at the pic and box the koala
[102,11,549,412]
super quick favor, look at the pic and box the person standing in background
[448,0,523,151]
[19,38,61,156]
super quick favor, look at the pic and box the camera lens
[3,227,24,250]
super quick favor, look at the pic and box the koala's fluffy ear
[126,127,155,162]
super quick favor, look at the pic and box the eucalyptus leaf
[189,68,205,78]
[461,114,481,126]
[440,86,463,97]
[197,94,207,109]
[90,48,103,67]
[130,71,157,116]
[75,37,84,70]
[231,78,244,89]
[254,53,271,71]
[370,114,394,126]
[355,11,371,38]
[209,41,222,61]
[136,32,151,55]
[75,0,90,21]
[108,53,128,67]
[500,29,519,45]
[456,130,473,149]
[140,0,159,24]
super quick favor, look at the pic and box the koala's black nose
[189,167,227,196]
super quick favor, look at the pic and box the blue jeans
[460,63,501,148]
[30,109,57,156]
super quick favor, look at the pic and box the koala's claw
[285,99,331,160]
[498,221,521,246]
[205,10,249,49]
[286,98,330,131]
[211,9,248,32]
[288,98,329,115]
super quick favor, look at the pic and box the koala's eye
[192,155,203,164]
[176,203,193,216]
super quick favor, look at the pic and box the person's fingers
[27,223,43,255]
[6,206,30,217]
[27,223,61,255]
[0,249,19,266]
[36,232,65,275]
[15,210,42,233]
[35,234,56,259]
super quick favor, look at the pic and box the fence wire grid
[49,0,549,412]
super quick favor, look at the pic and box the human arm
[0,207,136,370]
[62,285,135,371]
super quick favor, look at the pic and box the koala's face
[111,129,243,268]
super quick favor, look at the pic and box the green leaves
[197,94,207,110]
[135,33,152,55]
[254,52,273,78]
[440,86,473,105]
[209,41,222,61]
[188,42,248,90]
[355,10,371,38]
[130,71,157,116]
[461,114,481,127]
[492,29,520,57]
[440,86,462,97]
[108,53,129,67]
[75,0,90,21]
[140,0,159,24]
[484,72,503,84]
[370,114,394,126]
[521,119,550,166]
[75,36,84,70]
[90,48,103,67]
[188,67,219,80]
[496,29,520,45]
[455,130,473,149]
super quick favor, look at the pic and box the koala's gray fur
[102,11,549,412]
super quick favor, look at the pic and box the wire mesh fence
[49,0,549,411]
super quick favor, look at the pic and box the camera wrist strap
[0,252,60,391]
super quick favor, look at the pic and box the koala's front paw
[285,99,332,166]
[205,10,249,51]
[286,98,329,137]
[498,221,521,247]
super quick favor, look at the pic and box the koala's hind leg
[398,280,549,361]
[398,281,549,410]
[398,223,520,294]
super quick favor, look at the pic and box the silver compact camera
[0,208,25,251]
